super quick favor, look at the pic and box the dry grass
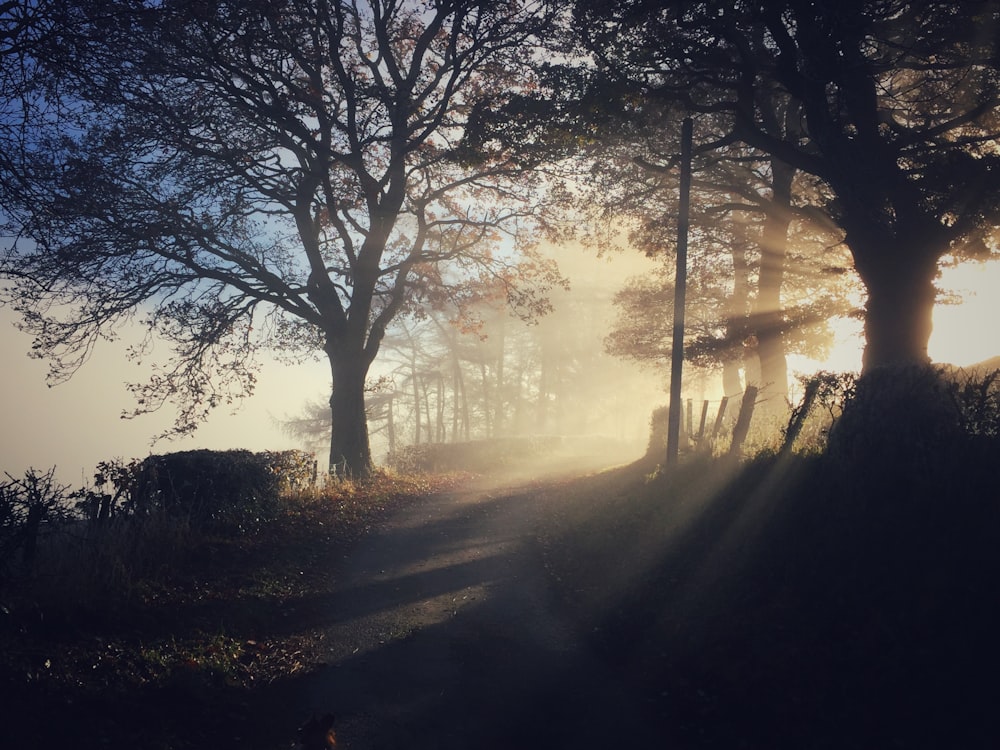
[0,468,466,750]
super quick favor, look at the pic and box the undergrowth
[0,466,464,750]
[538,365,1000,749]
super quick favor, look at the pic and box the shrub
[950,366,1000,437]
[789,364,1000,504]
[645,406,669,459]
[779,370,858,454]
[123,449,294,532]
[0,467,76,573]
[260,449,317,492]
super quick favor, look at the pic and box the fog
[282,243,667,467]
[2,243,998,487]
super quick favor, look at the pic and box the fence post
[697,400,710,444]
[711,396,730,441]
[728,386,759,458]
[780,379,820,455]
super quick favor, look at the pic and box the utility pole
[666,117,693,467]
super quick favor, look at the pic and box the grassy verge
[0,470,465,749]
[537,450,1000,749]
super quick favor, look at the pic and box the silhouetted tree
[0,0,561,477]
[574,0,1000,371]
[587,106,852,410]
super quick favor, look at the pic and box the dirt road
[285,465,669,749]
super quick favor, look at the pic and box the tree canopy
[4,0,1000,470]
[573,0,1000,370]
[0,0,562,476]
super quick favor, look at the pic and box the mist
[282,242,667,472]
[4,239,999,487]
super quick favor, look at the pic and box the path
[289,465,670,749]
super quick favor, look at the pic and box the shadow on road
[262,463,673,749]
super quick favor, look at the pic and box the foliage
[645,405,669,459]
[949,367,1000,437]
[780,365,1000,462]
[571,0,1000,370]
[0,0,564,477]
[777,370,858,453]
[74,449,316,538]
[259,449,318,493]
[0,466,76,573]
[815,366,989,472]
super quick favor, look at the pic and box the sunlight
[789,260,1000,379]
[930,261,1000,367]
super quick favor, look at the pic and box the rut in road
[294,475,671,749]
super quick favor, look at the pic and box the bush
[260,449,317,492]
[0,467,76,573]
[120,449,313,532]
[645,406,669,459]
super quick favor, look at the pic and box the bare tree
[0,0,561,477]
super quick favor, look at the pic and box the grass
[536,444,1000,749]
[0,469,466,749]
[5,388,999,749]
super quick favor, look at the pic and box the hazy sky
[0,242,657,485]
[0,313,331,486]
[1,254,997,487]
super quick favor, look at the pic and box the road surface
[287,466,671,749]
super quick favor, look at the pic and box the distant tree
[0,0,561,477]
[0,466,74,568]
[573,0,1000,372]
[578,97,852,410]
[605,214,847,400]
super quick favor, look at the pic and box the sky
[0,243,661,486]
[788,260,1000,376]
[0,314,332,486]
[1,253,998,488]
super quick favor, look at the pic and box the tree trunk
[435,373,445,442]
[386,394,396,455]
[420,373,432,442]
[726,205,751,399]
[856,247,937,371]
[536,335,550,432]
[754,158,794,413]
[722,357,743,398]
[480,360,492,438]
[454,358,470,441]
[327,351,373,479]
[412,371,422,444]
[494,315,506,436]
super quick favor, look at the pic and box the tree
[569,92,852,412]
[0,0,560,477]
[605,211,847,403]
[573,0,1000,372]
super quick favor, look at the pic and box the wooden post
[697,400,710,444]
[780,378,820,455]
[666,117,694,467]
[711,396,730,441]
[728,385,759,458]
